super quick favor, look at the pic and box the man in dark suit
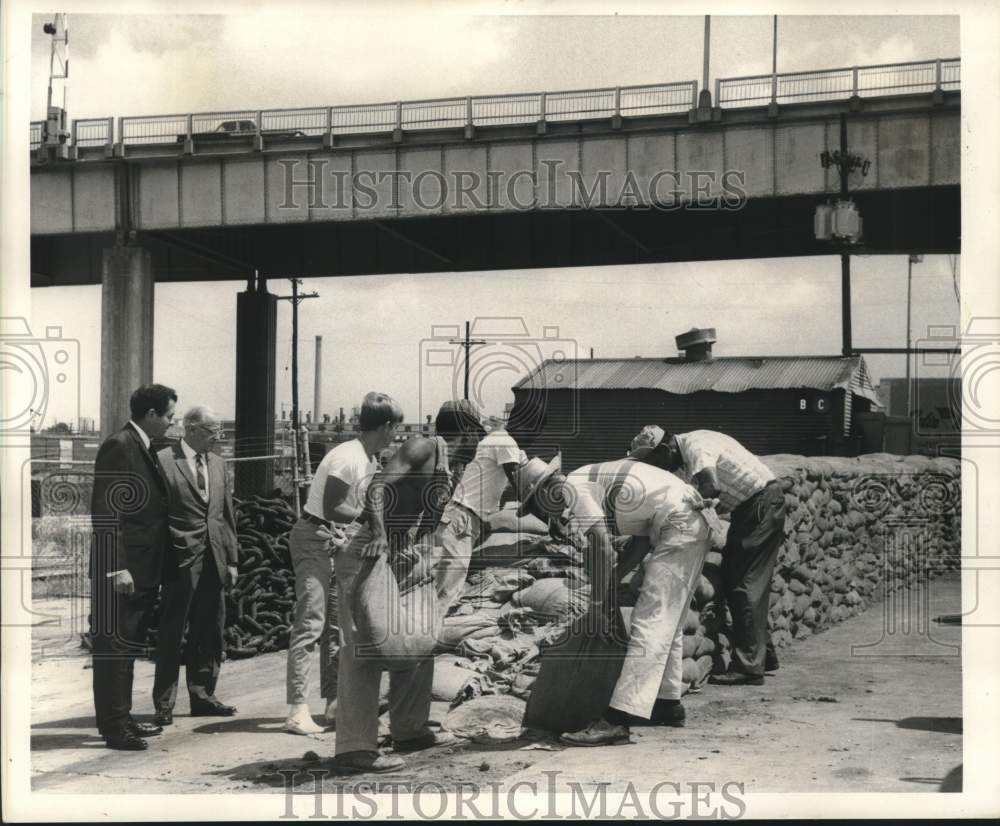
[152,405,239,725]
[90,383,177,751]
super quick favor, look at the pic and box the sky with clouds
[28,12,962,426]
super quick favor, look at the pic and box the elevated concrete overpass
[27,59,961,489]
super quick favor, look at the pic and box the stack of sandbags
[699,453,961,663]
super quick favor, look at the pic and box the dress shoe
[334,750,406,774]
[392,730,458,753]
[128,720,163,737]
[153,709,174,727]
[190,701,237,717]
[650,699,686,727]
[104,730,148,751]
[285,704,324,735]
[708,671,764,686]
[559,717,630,747]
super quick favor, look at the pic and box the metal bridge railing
[30,121,45,150]
[72,117,113,148]
[717,57,960,109]
[37,59,958,151]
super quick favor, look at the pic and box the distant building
[508,328,880,468]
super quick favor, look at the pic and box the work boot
[765,644,780,672]
[559,717,630,747]
[650,699,686,727]
[334,750,406,774]
[284,703,324,735]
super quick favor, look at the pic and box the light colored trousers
[285,518,340,705]
[431,501,482,615]
[610,510,711,719]
[334,526,434,756]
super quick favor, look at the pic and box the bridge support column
[235,275,277,497]
[99,245,154,438]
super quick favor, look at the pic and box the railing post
[115,116,125,157]
[186,113,193,141]
[692,82,698,109]
[714,78,721,106]
[612,87,622,129]
[771,72,778,104]
[935,58,942,90]
[465,96,474,139]
[537,92,546,135]
[71,120,78,146]
[393,102,403,143]
[106,116,114,148]
[851,66,859,97]
[324,106,334,148]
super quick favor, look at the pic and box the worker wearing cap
[514,454,715,746]
[628,426,785,685]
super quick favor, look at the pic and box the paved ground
[30,574,962,796]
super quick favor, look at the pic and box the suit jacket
[158,442,238,581]
[90,424,170,589]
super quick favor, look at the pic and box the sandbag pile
[697,453,961,662]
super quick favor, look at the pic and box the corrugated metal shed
[513,356,878,403]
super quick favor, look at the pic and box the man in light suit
[90,383,177,751]
[152,406,239,725]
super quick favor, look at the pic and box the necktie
[195,453,207,497]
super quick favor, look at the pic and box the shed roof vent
[675,327,717,362]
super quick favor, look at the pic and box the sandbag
[471,533,546,569]
[432,655,480,702]
[444,695,527,743]
[437,612,503,650]
[351,548,441,671]
[523,609,629,734]
[486,510,550,535]
[511,578,587,620]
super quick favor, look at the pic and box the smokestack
[675,327,716,362]
[313,336,323,422]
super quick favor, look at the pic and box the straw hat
[514,455,562,517]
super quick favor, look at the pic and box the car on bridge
[177,119,307,143]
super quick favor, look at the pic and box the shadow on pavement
[30,732,106,751]
[940,764,963,792]
[854,716,962,735]
[191,716,305,735]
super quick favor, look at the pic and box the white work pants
[609,510,711,719]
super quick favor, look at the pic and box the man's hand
[226,565,238,589]
[360,534,388,558]
[111,569,135,595]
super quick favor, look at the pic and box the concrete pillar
[313,335,323,423]
[99,245,154,438]
[235,277,277,496]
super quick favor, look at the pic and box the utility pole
[277,278,319,512]
[905,254,924,415]
[702,16,711,96]
[772,16,778,75]
[449,321,487,401]
[839,114,852,357]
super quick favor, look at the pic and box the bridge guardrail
[717,57,960,109]
[72,117,113,148]
[30,121,45,150]
[36,58,958,152]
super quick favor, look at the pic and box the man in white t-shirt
[514,456,715,746]
[283,392,400,734]
[433,420,526,613]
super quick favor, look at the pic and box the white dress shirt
[180,438,210,504]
